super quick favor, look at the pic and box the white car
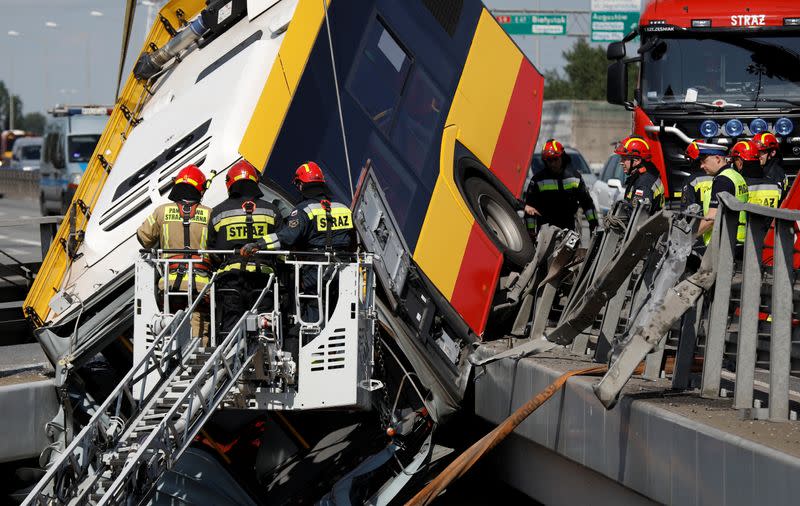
[591,154,625,215]
[9,137,42,171]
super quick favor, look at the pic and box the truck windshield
[68,134,101,163]
[641,35,800,110]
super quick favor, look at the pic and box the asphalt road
[0,197,48,264]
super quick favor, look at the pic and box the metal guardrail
[501,193,799,421]
[700,193,800,421]
[0,168,39,200]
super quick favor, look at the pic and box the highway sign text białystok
[495,14,567,36]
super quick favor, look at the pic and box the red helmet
[226,159,259,190]
[541,139,565,160]
[174,164,207,194]
[730,140,760,162]
[686,141,701,161]
[293,161,326,185]
[752,132,779,152]
[615,136,652,161]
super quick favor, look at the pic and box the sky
[0,0,606,116]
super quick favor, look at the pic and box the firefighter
[685,142,748,244]
[240,161,355,322]
[730,140,781,209]
[137,164,212,344]
[753,132,788,200]
[207,160,282,338]
[680,152,713,211]
[524,139,597,237]
[614,136,664,213]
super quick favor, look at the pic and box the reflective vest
[137,202,212,291]
[701,168,748,244]
[746,180,782,209]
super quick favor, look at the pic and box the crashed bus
[21,0,542,502]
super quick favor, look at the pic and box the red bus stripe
[450,222,503,336]
[490,60,544,197]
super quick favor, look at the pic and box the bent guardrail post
[528,230,580,341]
[593,209,698,407]
[593,203,653,361]
[506,225,562,337]
[546,207,670,346]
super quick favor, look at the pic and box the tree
[0,81,24,131]
[20,112,46,135]
[543,38,638,102]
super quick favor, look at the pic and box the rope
[404,364,608,506]
[603,213,628,234]
[321,0,355,199]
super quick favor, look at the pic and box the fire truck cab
[607,0,800,199]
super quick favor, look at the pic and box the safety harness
[169,202,210,292]
[320,198,334,252]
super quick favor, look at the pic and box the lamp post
[7,30,20,130]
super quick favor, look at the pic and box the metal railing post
[733,214,769,411]
[769,218,794,421]
[701,205,738,398]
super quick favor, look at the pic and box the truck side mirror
[607,60,628,106]
[607,178,623,190]
[607,41,626,60]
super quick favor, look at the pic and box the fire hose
[404,364,608,506]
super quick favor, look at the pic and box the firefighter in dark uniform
[615,136,664,213]
[241,161,355,322]
[524,139,597,237]
[137,164,212,344]
[753,132,788,202]
[207,160,282,338]
[730,140,782,209]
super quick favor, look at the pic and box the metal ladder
[22,276,274,506]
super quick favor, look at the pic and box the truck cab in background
[606,0,800,201]
[39,106,111,215]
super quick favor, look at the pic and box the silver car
[9,137,42,171]
[591,154,625,215]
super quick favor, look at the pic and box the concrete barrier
[0,169,40,201]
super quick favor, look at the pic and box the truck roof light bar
[48,106,114,117]
[691,19,712,28]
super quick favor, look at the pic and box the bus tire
[463,177,533,267]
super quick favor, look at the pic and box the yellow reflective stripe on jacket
[218,262,273,274]
[213,214,276,232]
[562,177,580,190]
[162,223,170,248]
[747,184,781,209]
[308,207,353,231]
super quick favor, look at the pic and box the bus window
[348,20,411,135]
[365,133,418,230]
[391,69,444,174]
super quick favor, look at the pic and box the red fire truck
[606,0,800,200]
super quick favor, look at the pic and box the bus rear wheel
[463,177,533,267]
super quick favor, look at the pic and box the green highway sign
[495,14,567,36]
[591,11,639,42]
